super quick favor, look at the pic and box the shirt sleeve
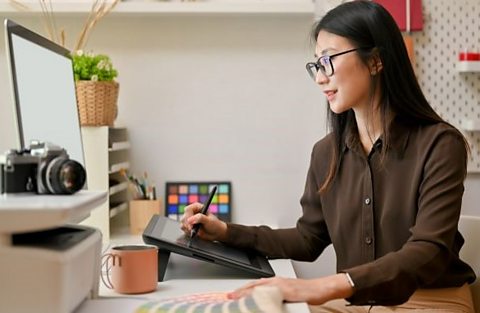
[224,140,332,261]
[345,129,468,305]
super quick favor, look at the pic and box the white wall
[0,13,478,279]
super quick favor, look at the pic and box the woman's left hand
[228,274,354,305]
[228,277,314,303]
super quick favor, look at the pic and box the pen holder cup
[129,200,163,235]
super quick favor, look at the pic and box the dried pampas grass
[9,0,120,51]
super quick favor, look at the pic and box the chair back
[458,215,480,310]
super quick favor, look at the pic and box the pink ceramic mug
[102,245,158,294]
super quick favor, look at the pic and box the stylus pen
[190,185,218,239]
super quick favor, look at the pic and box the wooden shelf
[109,141,130,151]
[109,201,128,218]
[0,0,314,15]
[109,161,130,174]
[81,126,130,242]
[109,181,128,196]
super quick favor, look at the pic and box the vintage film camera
[0,141,86,195]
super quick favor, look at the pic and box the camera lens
[45,158,86,194]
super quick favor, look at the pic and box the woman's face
[315,31,373,114]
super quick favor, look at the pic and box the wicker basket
[76,81,119,126]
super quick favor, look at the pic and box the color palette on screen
[165,182,232,222]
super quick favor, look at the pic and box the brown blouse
[224,119,476,306]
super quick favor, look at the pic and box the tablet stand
[158,249,171,281]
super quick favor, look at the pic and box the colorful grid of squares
[165,182,231,222]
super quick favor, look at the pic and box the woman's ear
[369,53,383,75]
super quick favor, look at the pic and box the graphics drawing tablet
[143,215,275,281]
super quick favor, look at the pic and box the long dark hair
[313,1,466,192]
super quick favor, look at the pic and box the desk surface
[78,253,309,313]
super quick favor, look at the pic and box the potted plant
[73,50,119,126]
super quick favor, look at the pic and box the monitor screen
[4,19,85,166]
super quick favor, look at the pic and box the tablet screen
[152,217,251,265]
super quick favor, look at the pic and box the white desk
[77,251,309,313]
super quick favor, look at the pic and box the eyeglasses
[305,47,371,80]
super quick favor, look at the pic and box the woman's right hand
[180,202,228,242]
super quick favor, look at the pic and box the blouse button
[365,237,373,245]
[364,197,371,205]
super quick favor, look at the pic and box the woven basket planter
[76,81,119,126]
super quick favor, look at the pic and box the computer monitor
[4,19,85,166]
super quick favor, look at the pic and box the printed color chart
[165,182,231,222]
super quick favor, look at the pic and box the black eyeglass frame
[306,47,373,80]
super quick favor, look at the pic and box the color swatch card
[76,287,285,313]
[166,182,232,222]
[134,286,284,313]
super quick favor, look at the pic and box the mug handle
[101,253,122,290]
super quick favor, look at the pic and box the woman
[181,1,476,312]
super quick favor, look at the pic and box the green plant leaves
[72,51,118,82]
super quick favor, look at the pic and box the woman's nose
[315,70,329,85]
